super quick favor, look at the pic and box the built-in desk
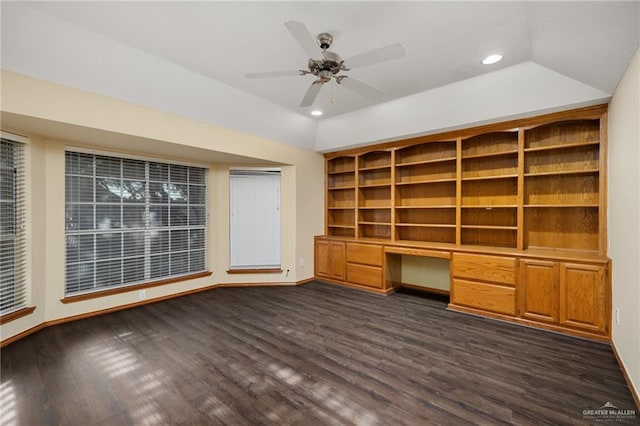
[315,235,611,342]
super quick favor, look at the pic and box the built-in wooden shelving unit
[324,106,607,256]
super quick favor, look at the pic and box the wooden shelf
[396,227,456,244]
[359,183,391,188]
[328,185,356,190]
[396,205,457,209]
[396,178,457,185]
[396,223,456,228]
[359,165,391,172]
[395,141,456,166]
[461,205,517,209]
[328,229,355,238]
[462,178,518,206]
[462,132,519,159]
[395,157,456,167]
[524,206,598,251]
[359,222,391,239]
[461,174,518,181]
[461,225,518,230]
[359,207,391,225]
[359,150,392,170]
[328,224,356,229]
[524,120,599,150]
[327,156,356,174]
[461,150,518,160]
[525,204,599,208]
[524,141,599,153]
[461,228,517,248]
[328,206,355,210]
[524,169,599,177]
[524,173,598,206]
[359,221,392,226]
[327,169,355,175]
[462,153,518,180]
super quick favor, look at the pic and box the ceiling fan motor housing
[317,32,333,49]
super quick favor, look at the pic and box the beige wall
[0,71,324,342]
[608,47,640,400]
[401,257,450,291]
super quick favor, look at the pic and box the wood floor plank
[1,281,637,425]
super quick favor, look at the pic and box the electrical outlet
[299,257,304,267]
[138,289,146,301]
[616,308,620,325]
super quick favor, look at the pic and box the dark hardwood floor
[1,281,637,425]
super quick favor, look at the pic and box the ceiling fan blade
[343,43,406,70]
[337,76,382,99]
[285,20,322,59]
[246,70,301,79]
[300,81,324,107]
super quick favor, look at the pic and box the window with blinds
[65,151,208,295]
[229,170,281,270]
[0,137,28,315]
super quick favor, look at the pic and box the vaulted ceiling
[2,2,639,152]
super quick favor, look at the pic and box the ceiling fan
[246,21,406,108]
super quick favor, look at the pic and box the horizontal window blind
[230,170,281,269]
[65,151,208,295]
[0,137,28,314]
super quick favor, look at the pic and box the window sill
[0,306,36,325]
[60,271,213,304]
[227,268,283,274]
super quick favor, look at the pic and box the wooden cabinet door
[315,239,330,278]
[329,241,346,281]
[560,263,607,333]
[520,259,559,323]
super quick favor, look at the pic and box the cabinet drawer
[452,279,516,315]
[346,243,383,266]
[452,253,517,285]
[347,264,383,288]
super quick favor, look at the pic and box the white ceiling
[2,2,639,152]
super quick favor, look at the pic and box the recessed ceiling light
[482,54,503,65]
[311,110,323,116]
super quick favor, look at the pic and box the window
[229,170,281,270]
[0,135,28,315]
[65,151,208,295]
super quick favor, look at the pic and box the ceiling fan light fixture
[311,110,323,116]
[482,54,503,65]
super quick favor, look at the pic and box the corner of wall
[608,46,640,407]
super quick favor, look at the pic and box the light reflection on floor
[0,380,17,426]
[199,393,230,419]
[6,325,380,425]
[85,333,167,425]
[244,324,379,425]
